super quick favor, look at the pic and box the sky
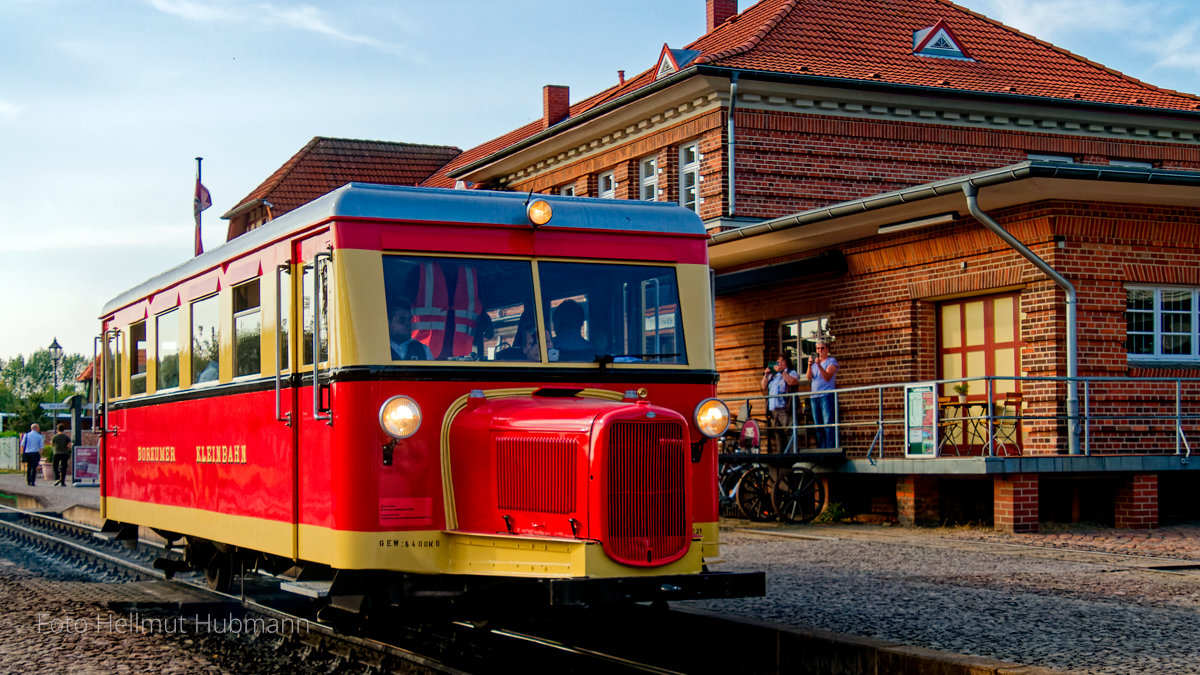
[1,0,1198,362]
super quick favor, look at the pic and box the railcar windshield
[381,255,686,365]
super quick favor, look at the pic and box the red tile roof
[422,0,1199,187]
[226,137,461,218]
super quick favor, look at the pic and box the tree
[0,348,87,398]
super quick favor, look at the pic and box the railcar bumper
[538,570,766,606]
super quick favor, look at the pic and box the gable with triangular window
[913,19,973,61]
[655,43,701,80]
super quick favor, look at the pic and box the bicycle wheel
[718,464,744,517]
[735,466,775,522]
[772,467,825,523]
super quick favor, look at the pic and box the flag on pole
[194,167,211,257]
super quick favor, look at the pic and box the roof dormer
[913,19,973,61]
[655,43,702,80]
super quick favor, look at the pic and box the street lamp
[49,337,62,428]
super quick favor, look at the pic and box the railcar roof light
[379,395,422,439]
[694,398,730,438]
[526,198,553,226]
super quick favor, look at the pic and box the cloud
[144,0,415,57]
[0,98,19,119]
[974,0,1146,41]
[1148,21,1200,73]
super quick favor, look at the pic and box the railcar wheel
[772,468,825,523]
[719,465,745,517]
[204,553,234,592]
[735,466,775,522]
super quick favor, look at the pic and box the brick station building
[229,0,1200,531]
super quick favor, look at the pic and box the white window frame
[679,141,700,213]
[1126,286,1200,362]
[560,185,575,197]
[639,156,658,201]
[598,171,615,199]
[780,315,831,378]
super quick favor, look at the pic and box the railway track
[0,506,733,673]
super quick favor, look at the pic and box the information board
[73,445,99,485]
[905,384,938,457]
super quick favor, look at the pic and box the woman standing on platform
[808,340,839,448]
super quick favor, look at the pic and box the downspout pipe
[963,183,1081,455]
[727,72,738,218]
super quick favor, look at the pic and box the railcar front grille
[496,434,576,514]
[606,421,688,565]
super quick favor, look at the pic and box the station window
[156,308,180,390]
[191,294,220,384]
[598,171,616,199]
[679,141,700,213]
[233,280,261,377]
[1127,286,1199,361]
[779,316,831,376]
[129,321,147,395]
[639,156,658,201]
[560,185,575,197]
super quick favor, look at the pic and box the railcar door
[281,232,334,562]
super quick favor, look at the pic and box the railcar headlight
[694,398,730,438]
[379,396,422,439]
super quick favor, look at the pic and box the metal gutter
[728,72,738,217]
[963,183,1081,455]
[710,161,1200,244]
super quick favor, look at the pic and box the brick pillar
[896,475,939,525]
[994,473,1039,533]
[1115,473,1158,530]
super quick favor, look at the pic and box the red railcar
[97,184,762,609]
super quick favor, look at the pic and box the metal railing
[720,376,1200,461]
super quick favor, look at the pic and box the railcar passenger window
[157,308,180,390]
[233,280,261,377]
[382,256,536,362]
[191,295,220,384]
[537,262,687,364]
[129,321,147,395]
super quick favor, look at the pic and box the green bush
[41,446,53,461]
[814,502,850,524]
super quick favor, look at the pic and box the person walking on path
[51,423,72,486]
[20,423,44,486]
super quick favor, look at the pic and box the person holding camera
[808,340,839,448]
[761,354,799,452]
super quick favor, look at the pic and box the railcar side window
[129,321,147,395]
[157,308,180,390]
[233,280,261,377]
[382,256,535,361]
[106,332,122,399]
[191,294,220,384]
[537,262,686,364]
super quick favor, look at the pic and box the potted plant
[40,446,55,480]
[952,382,970,403]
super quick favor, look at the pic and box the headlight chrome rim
[694,398,730,438]
[379,395,422,439]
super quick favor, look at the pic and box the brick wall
[715,200,1200,457]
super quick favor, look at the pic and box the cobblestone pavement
[688,520,1200,675]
